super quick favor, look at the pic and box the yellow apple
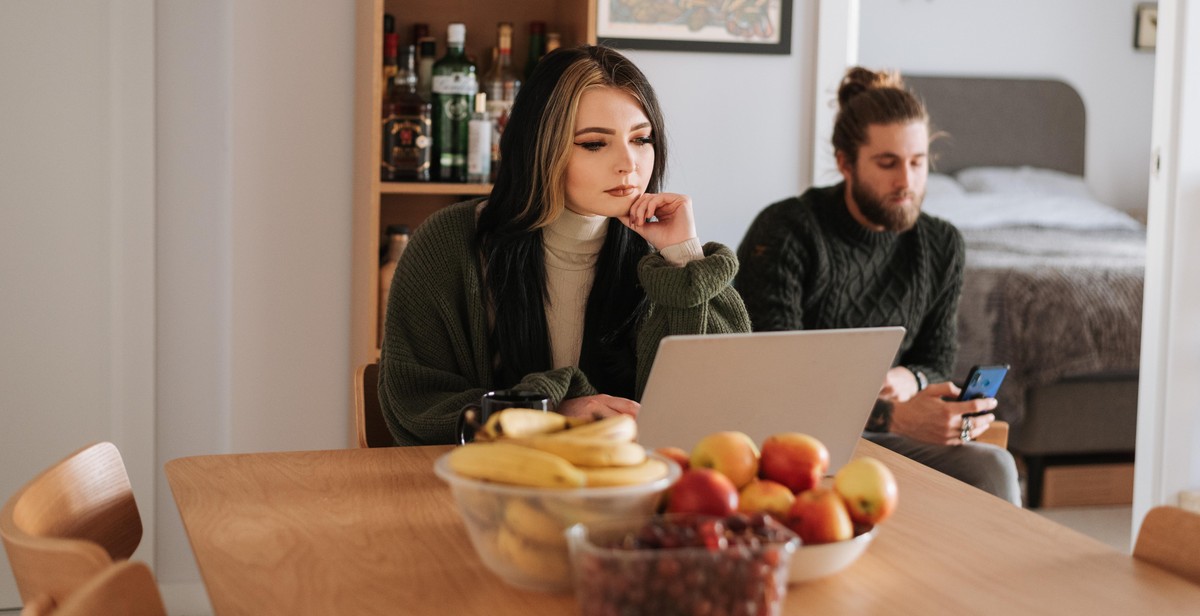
[690,431,760,488]
[833,457,898,526]
[738,478,796,521]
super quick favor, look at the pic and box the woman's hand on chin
[620,192,698,248]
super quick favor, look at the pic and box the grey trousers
[863,431,1023,506]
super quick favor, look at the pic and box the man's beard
[850,175,923,233]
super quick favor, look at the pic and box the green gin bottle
[432,23,478,182]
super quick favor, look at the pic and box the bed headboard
[903,75,1086,176]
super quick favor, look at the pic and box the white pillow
[925,173,967,198]
[955,166,1094,199]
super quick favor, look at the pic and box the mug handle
[456,402,483,445]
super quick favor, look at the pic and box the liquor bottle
[546,32,562,55]
[382,14,398,104]
[378,224,411,346]
[432,23,478,182]
[467,93,492,184]
[416,37,437,103]
[482,23,520,181]
[525,21,546,82]
[382,45,432,182]
[411,23,429,46]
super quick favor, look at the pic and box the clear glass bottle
[382,44,432,182]
[467,93,492,184]
[483,23,520,182]
[432,23,478,182]
[416,37,437,103]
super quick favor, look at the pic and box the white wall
[1135,0,1200,532]
[624,0,819,249]
[857,0,1156,212]
[155,0,355,604]
[0,0,156,609]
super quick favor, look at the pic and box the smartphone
[958,364,1009,416]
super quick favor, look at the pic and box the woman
[379,45,749,446]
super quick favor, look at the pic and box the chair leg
[1024,455,1045,509]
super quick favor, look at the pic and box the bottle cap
[529,21,546,35]
[447,23,466,45]
[475,92,488,113]
[383,14,395,34]
[418,38,436,57]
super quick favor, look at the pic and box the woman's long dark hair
[476,46,669,397]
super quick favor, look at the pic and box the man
[735,67,1021,505]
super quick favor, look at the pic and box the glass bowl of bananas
[434,410,682,593]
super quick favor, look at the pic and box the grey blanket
[952,226,1145,425]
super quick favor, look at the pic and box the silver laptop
[636,327,905,472]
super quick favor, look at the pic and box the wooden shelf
[381,182,491,196]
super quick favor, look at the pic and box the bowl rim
[433,449,682,497]
[793,526,878,553]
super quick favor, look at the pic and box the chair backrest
[976,420,1009,449]
[355,362,393,448]
[0,442,142,606]
[1134,505,1200,586]
[22,560,166,616]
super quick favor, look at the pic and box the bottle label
[432,74,478,96]
[382,112,432,180]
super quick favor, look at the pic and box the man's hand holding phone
[889,382,998,446]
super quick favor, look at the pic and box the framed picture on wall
[596,0,793,55]
[1134,3,1157,51]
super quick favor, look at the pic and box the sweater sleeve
[735,204,810,332]
[632,242,751,398]
[899,225,965,383]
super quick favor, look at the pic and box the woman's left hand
[620,192,698,248]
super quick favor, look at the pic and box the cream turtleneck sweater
[543,207,702,369]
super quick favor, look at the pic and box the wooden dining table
[166,440,1200,615]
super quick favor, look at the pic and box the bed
[904,76,1145,507]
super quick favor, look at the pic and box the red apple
[786,487,853,545]
[655,446,691,471]
[738,479,796,521]
[834,457,898,526]
[666,468,739,517]
[759,432,830,494]
[690,431,760,488]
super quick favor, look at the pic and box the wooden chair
[355,362,393,448]
[976,420,1009,449]
[21,560,166,616]
[1134,505,1200,586]
[0,442,142,610]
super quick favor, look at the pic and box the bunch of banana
[445,411,670,489]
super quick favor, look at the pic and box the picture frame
[1134,2,1157,51]
[596,0,793,55]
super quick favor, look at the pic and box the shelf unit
[350,0,596,406]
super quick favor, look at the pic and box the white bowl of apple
[657,431,897,585]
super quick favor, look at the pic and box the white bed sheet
[922,192,1143,232]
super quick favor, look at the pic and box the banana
[496,526,572,588]
[446,442,586,488]
[503,498,567,548]
[558,414,637,442]
[480,408,570,440]
[509,434,647,467]
[581,457,670,487]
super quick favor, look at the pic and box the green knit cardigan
[379,200,751,446]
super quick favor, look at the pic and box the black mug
[457,389,553,444]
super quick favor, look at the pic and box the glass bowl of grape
[566,513,800,616]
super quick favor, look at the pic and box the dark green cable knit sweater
[735,183,964,428]
[379,200,751,446]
